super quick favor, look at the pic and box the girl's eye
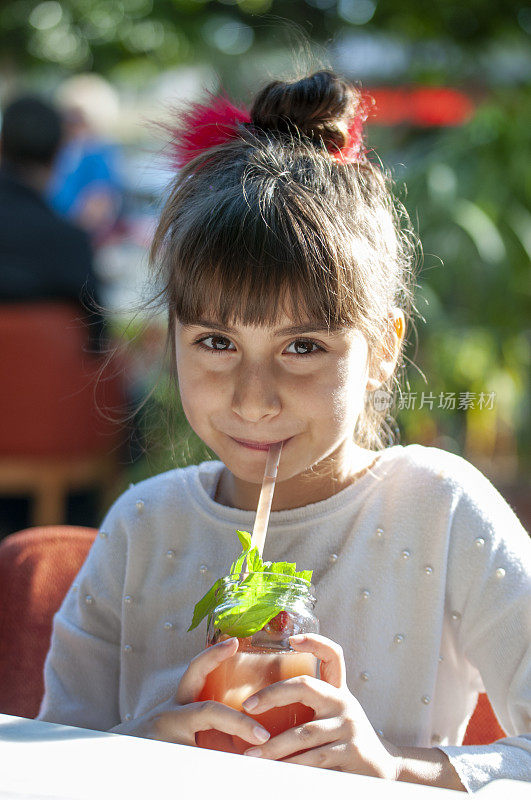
[284,339,323,357]
[194,335,235,353]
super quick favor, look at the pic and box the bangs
[168,180,363,331]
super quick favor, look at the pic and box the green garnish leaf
[230,549,247,579]
[214,594,284,637]
[246,546,264,573]
[267,561,296,576]
[236,530,252,551]
[189,531,313,637]
[187,577,224,631]
[295,569,313,583]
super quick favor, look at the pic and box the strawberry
[267,610,291,633]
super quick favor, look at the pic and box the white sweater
[38,444,531,792]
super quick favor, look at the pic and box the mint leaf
[236,530,252,551]
[188,531,314,637]
[187,577,224,631]
[230,550,247,579]
[267,561,296,576]
[265,562,312,585]
[246,546,264,573]
[214,597,283,637]
[213,574,302,636]
[230,534,264,579]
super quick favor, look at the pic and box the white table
[0,715,526,800]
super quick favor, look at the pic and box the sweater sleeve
[37,501,128,731]
[437,462,531,791]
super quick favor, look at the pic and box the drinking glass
[196,572,319,754]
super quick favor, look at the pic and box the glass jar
[195,572,319,754]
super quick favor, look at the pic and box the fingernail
[242,696,258,710]
[220,637,237,647]
[289,634,307,643]
[253,726,270,743]
[245,747,262,757]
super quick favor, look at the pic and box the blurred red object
[369,87,475,127]
[0,525,96,718]
[0,303,127,524]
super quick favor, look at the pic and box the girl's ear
[366,309,405,391]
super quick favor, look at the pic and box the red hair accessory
[170,94,251,168]
[170,91,371,167]
[330,93,372,164]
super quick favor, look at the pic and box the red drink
[196,638,318,754]
[193,570,319,755]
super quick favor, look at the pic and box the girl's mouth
[231,437,291,451]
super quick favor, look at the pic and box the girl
[38,71,531,792]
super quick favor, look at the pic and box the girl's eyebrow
[183,319,344,337]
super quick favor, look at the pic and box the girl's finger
[153,700,270,747]
[244,717,346,761]
[176,638,239,704]
[289,633,346,688]
[281,741,347,769]
[242,675,341,718]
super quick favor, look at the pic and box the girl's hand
[241,633,400,778]
[115,638,271,749]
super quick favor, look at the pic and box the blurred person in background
[0,95,104,345]
[48,74,124,249]
[0,95,109,536]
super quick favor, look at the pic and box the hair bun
[250,70,362,151]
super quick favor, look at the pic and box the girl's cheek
[179,371,230,426]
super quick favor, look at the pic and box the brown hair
[151,70,417,450]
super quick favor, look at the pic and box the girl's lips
[231,437,291,451]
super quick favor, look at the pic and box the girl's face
[175,310,398,511]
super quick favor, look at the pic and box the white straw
[250,441,283,559]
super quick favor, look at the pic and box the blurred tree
[0,0,529,79]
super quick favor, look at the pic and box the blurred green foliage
[1,0,529,76]
[377,87,531,471]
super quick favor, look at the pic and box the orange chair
[463,692,506,745]
[0,525,97,718]
[0,303,126,526]
[0,527,507,744]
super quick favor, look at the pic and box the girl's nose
[231,363,281,422]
